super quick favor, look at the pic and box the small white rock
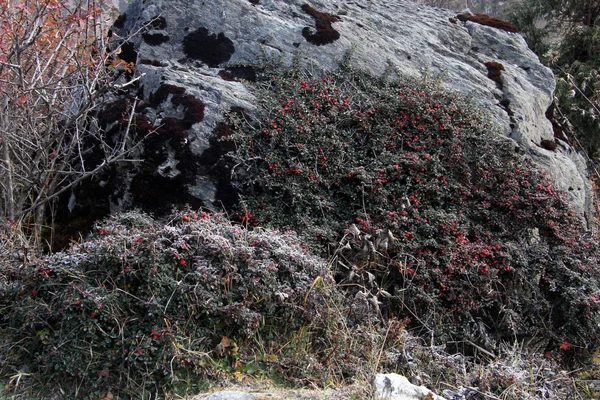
[374,373,447,400]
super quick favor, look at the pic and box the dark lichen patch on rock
[147,15,167,29]
[135,114,154,135]
[541,139,558,151]
[229,106,249,117]
[218,66,257,82]
[301,3,341,46]
[200,108,252,208]
[140,58,168,67]
[150,83,186,107]
[457,13,519,33]
[129,175,202,215]
[484,61,505,89]
[201,122,235,166]
[214,120,233,138]
[545,101,568,142]
[130,130,205,214]
[98,98,130,127]
[113,13,127,29]
[179,95,206,125]
[150,83,205,127]
[198,121,239,209]
[142,32,170,46]
[182,28,235,67]
[129,93,207,214]
[156,117,188,137]
[129,147,204,215]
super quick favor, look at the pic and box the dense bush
[380,324,597,399]
[0,210,347,397]
[227,65,600,353]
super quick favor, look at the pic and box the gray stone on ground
[374,373,446,400]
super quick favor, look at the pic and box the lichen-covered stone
[108,0,591,220]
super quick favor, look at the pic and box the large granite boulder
[104,0,591,221]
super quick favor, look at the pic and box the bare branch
[0,0,145,236]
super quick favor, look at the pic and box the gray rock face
[109,0,591,220]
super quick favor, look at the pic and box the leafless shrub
[0,0,143,246]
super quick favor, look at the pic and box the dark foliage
[0,211,344,397]
[227,65,600,353]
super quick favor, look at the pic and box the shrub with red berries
[0,210,343,396]
[228,64,600,354]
